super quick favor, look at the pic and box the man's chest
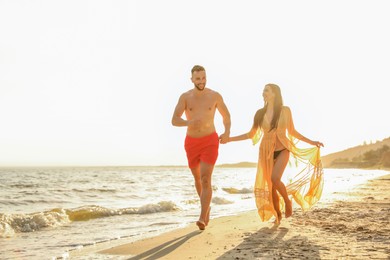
[185,98,217,113]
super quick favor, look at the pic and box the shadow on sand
[127,230,201,260]
[217,225,324,259]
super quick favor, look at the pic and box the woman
[224,83,324,224]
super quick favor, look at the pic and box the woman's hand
[312,141,324,148]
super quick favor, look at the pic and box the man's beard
[195,84,205,91]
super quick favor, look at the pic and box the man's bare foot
[196,220,206,230]
[205,207,211,226]
[285,200,293,218]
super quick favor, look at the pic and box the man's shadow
[217,225,325,260]
[127,230,201,260]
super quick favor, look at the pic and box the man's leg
[190,165,201,197]
[197,161,214,229]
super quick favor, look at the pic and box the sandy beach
[71,173,390,259]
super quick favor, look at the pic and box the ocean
[0,166,388,259]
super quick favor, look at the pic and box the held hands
[219,133,230,144]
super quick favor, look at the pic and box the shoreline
[70,173,390,259]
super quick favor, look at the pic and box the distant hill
[321,137,390,169]
[217,161,257,168]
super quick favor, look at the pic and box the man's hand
[219,132,230,144]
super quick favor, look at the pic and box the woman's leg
[271,149,292,218]
[272,185,282,223]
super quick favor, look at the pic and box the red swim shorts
[184,132,219,169]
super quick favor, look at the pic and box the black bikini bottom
[273,148,287,160]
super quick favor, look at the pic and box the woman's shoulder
[281,106,293,119]
[255,107,265,116]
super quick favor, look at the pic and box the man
[171,65,231,230]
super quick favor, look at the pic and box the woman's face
[262,85,275,103]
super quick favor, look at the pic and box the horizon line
[0,161,257,168]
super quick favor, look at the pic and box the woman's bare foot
[273,214,281,225]
[196,220,206,230]
[205,207,211,226]
[273,210,282,225]
[285,199,293,218]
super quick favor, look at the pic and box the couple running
[171,65,324,230]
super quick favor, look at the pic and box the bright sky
[0,1,389,166]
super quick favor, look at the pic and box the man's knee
[201,174,210,182]
[201,174,211,186]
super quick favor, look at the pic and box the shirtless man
[171,65,231,230]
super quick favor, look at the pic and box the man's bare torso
[184,88,218,138]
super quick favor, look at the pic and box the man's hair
[191,65,205,74]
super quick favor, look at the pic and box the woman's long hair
[251,83,284,131]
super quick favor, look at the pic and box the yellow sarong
[252,106,324,221]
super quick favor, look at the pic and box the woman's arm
[286,106,324,147]
[228,133,250,142]
[227,127,257,143]
[295,133,323,147]
[222,109,262,144]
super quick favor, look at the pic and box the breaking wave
[0,201,178,237]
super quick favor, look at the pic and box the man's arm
[171,94,188,127]
[216,93,231,142]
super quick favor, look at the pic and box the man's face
[191,70,207,91]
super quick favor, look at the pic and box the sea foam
[0,201,179,236]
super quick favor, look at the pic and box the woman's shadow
[217,225,324,259]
